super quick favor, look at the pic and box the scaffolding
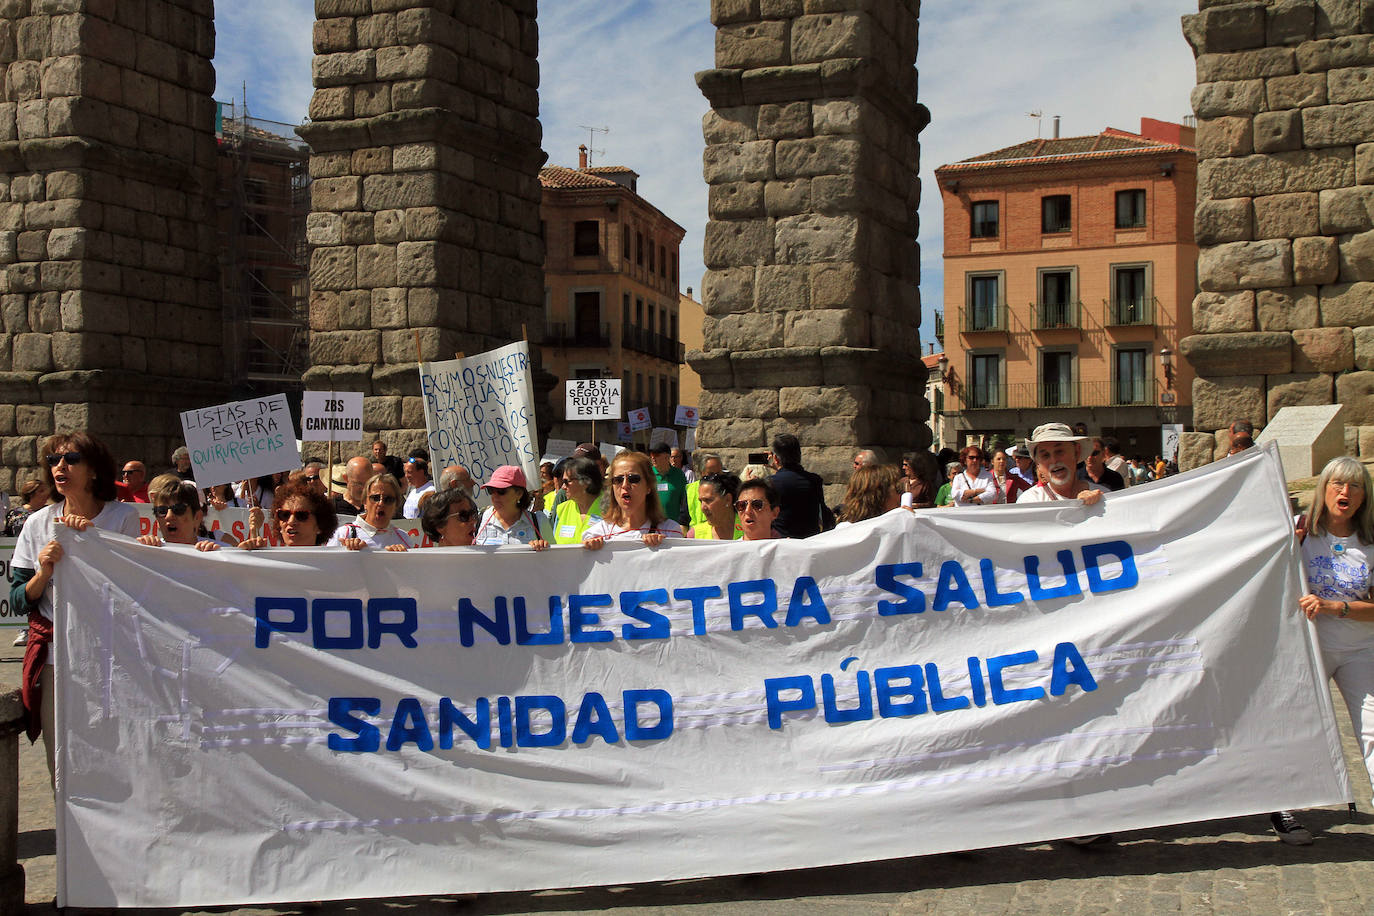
[215,101,311,400]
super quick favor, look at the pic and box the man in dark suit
[767,433,834,538]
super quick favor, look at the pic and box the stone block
[756,101,810,140]
[1320,280,1374,325]
[703,218,772,269]
[369,287,407,329]
[1315,0,1363,38]
[0,405,12,436]
[1293,235,1340,283]
[1196,117,1253,159]
[1268,72,1327,108]
[709,181,766,220]
[1177,431,1217,471]
[715,21,789,69]
[15,404,50,437]
[1356,325,1374,368]
[783,308,867,348]
[1195,197,1254,245]
[702,107,758,145]
[1191,79,1266,118]
[1193,374,1266,431]
[1329,65,1374,102]
[1339,228,1374,280]
[778,385,869,418]
[1,436,38,468]
[698,416,765,449]
[1292,326,1355,371]
[1361,425,1374,456]
[1256,403,1348,476]
[1360,141,1374,184]
[1254,191,1318,236]
[775,137,859,179]
[773,213,857,263]
[702,266,755,315]
[1198,148,1353,198]
[339,289,371,331]
[1183,4,1268,54]
[310,329,381,366]
[1193,290,1257,332]
[1180,331,1293,376]
[1337,371,1374,423]
[311,177,360,212]
[791,12,871,64]
[1198,239,1293,291]
[309,246,356,291]
[702,140,774,183]
[754,263,809,313]
[12,333,50,371]
[702,312,783,350]
[812,99,861,135]
[763,177,810,216]
[1257,285,1321,329]
[1319,185,1374,232]
[700,388,780,421]
[363,395,402,432]
[306,212,343,247]
[1302,100,1374,147]
[1254,109,1303,152]
[374,210,406,244]
[1195,46,1296,81]
[356,244,396,288]
[309,86,352,121]
[1268,0,1316,45]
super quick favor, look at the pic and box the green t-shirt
[653,465,687,520]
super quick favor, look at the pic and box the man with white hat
[1007,445,1036,489]
[1017,423,1104,506]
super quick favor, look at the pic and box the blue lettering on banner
[762,643,1098,731]
[327,689,674,752]
[256,597,419,649]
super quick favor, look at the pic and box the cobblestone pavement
[4,648,1371,916]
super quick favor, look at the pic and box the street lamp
[1159,347,1176,406]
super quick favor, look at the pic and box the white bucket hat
[1025,422,1089,457]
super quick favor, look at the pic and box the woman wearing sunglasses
[550,456,604,545]
[582,452,683,549]
[420,488,481,547]
[136,475,220,551]
[237,478,339,549]
[326,473,410,551]
[474,466,549,549]
[9,432,142,778]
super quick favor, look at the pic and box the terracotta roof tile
[539,166,622,189]
[939,130,1191,174]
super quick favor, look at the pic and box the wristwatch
[1340,601,1351,618]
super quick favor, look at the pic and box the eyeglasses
[488,486,511,495]
[734,498,768,512]
[153,503,190,518]
[446,509,478,523]
[611,474,643,486]
[46,452,83,467]
[275,509,313,523]
[303,475,320,483]
[120,468,142,478]
[1090,450,1101,457]
[367,494,397,505]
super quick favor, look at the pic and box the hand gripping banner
[52,444,1350,907]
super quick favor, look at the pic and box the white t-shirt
[403,481,434,519]
[1016,482,1101,504]
[950,469,997,506]
[582,518,684,542]
[12,500,142,620]
[1304,530,1374,651]
[325,518,411,549]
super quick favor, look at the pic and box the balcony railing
[1033,300,1080,331]
[1107,296,1157,327]
[962,303,1007,333]
[546,322,611,348]
[621,325,684,362]
[933,311,945,344]
[962,378,1163,410]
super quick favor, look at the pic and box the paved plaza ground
[2,644,1371,916]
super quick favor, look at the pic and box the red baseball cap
[481,465,528,490]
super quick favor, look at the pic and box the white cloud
[212,1,1202,347]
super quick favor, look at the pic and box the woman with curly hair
[238,476,340,549]
[839,464,903,524]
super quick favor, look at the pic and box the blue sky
[214,0,1198,355]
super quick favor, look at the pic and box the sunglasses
[275,509,313,523]
[46,452,83,467]
[488,486,512,495]
[120,468,142,477]
[303,475,320,483]
[611,474,643,486]
[734,498,768,512]
[1091,450,1101,457]
[153,503,191,518]
[446,509,478,523]
[367,494,397,505]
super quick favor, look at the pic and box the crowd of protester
[2,421,1370,850]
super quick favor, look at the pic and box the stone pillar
[690,0,929,494]
[300,0,546,457]
[0,690,21,916]
[0,0,222,490]
[1182,0,1374,465]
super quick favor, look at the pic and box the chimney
[1053,116,1060,139]
[578,144,588,169]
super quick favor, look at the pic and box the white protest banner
[616,421,633,444]
[52,444,1350,908]
[418,341,538,485]
[649,427,678,450]
[565,379,621,421]
[0,537,21,628]
[674,405,699,427]
[180,394,301,489]
[628,407,651,432]
[300,392,363,442]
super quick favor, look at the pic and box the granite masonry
[1180,0,1374,468]
[689,0,930,494]
[0,0,222,493]
[299,0,547,458]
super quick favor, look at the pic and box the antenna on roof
[578,125,609,166]
[1026,110,1043,138]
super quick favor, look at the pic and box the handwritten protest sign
[674,405,699,427]
[0,537,20,628]
[628,407,651,432]
[649,427,678,450]
[418,342,538,485]
[51,446,1351,907]
[300,392,363,442]
[565,379,620,421]
[180,394,300,489]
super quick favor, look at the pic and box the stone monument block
[1255,402,1346,478]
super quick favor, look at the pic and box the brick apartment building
[539,148,686,440]
[934,118,1198,459]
